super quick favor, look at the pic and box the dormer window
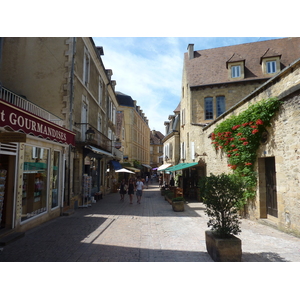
[226,53,245,80]
[260,48,281,76]
[231,65,241,78]
[266,60,277,74]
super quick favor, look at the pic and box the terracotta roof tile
[185,37,300,87]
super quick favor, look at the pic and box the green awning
[164,162,199,172]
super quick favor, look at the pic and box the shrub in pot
[164,190,174,204]
[199,173,245,262]
[172,197,185,212]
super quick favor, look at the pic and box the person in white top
[135,177,144,204]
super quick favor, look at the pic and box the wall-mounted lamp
[85,127,95,142]
[195,152,207,157]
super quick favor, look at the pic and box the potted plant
[171,197,185,212]
[199,173,245,262]
[164,190,174,204]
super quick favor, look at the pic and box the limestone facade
[203,58,300,236]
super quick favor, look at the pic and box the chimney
[96,46,104,56]
[187,44,194,59]
[111,80,116,91]
[106,69,113,80]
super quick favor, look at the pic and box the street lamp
[85,127,95,142]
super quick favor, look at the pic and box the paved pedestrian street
[1,184,300,262]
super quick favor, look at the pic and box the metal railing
[75,123,112,153]
[0,86,64,126]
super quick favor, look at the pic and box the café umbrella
[115,168,135,174]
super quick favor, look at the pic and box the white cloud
[95,37,183,133]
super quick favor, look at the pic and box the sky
[93,37,284,134]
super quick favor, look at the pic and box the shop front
[0,99,75,235]
[163,161,206,201]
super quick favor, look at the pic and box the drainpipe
[66,37,76,211]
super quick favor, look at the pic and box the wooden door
[265,157,278,217]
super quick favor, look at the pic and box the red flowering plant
[211,97,281,202]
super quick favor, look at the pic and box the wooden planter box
[165,196,172,204]
[205,230,242,262]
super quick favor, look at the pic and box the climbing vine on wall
[210,97,281,203]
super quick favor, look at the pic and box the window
[52,151,60,209]
[83,50,90,86]
[98,78,103,106]
[231,65,241,78]
[81,96,88,141]
[97,113,102,133]
[217,96,225,117]
[205,97,213,120]
[181,108,186,125]
[267,61,276,74]
[22,145,49,221]
[32,147,44,159]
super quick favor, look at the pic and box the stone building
[164,37,300,200]
[115,92,150,175]
[202,57,300,236]
[181,38,300,163]
[150,130,164,169]
[0,37,120,235]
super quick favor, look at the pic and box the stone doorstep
[62,209,75,216]
[0,232,25,246]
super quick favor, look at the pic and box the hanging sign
[0,132,26,143]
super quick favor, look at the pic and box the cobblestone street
[1,184,300,262]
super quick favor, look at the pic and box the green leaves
[211,97,281,202]
[200,173,244,237]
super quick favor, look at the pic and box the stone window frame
[261,57,281,75]
[227,61,245,80]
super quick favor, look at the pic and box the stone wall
[202,59,300,236]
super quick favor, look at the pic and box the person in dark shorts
[127,178,135,204]
[119,179,127,201]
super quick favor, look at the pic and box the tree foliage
[200,173,245,238]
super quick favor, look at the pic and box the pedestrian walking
[145,175,149,189]
[119,179,127,201]
[136,177,144,204]
[127,178,135,204]
[159,175,163,188]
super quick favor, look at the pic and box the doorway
[265,157,278,218]
[0,154,15,230]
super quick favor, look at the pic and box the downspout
[66,37,76,210]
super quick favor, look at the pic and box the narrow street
[1,184,300,262]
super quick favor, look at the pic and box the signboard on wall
[0,132,26,143]
[0,99,76,146]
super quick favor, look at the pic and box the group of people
[119,177,144,204]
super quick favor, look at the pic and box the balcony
[0,86,64,126]
[75,123,113,153]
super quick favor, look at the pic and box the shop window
[22,145,49,222]
[51,151,60,209]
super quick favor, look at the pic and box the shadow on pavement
[242,252,290,262]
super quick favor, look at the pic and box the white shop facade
[0,99,75,236]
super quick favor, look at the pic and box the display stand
[0,169,7,226]
[80,174,92,208]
